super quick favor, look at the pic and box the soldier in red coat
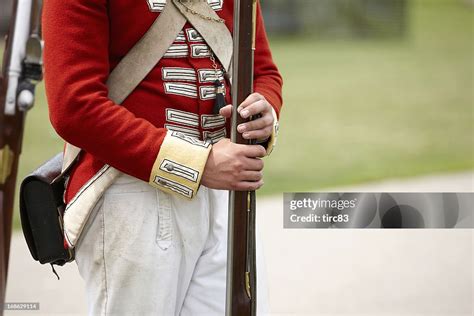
[43,0,282,314]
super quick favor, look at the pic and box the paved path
[5,171,473,315]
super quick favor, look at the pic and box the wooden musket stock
[226,0,258,315]
[0,0,43,309]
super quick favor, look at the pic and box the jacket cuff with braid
[149,130,212,199]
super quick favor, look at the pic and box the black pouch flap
[19,153,74,266]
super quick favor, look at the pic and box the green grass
[260,0,473,194]
[5,0,474,231]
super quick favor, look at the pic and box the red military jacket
[43,0,283,203]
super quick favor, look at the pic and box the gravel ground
[5,171,473,316]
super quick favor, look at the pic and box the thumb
[219,104,233,118]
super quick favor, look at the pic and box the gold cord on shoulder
[177,0,225,23]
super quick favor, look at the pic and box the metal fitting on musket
[18,33,43,112]
[0,145,14,185]
[252,0,257,51]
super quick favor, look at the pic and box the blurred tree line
[1,0,408,38]
[260,0,408,38]
[0,0,12,36]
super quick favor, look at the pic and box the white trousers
[74,172,269,316]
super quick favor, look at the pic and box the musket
[226,0,259,315]
[0,0,43,306]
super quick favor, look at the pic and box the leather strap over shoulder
[106,3,186,105]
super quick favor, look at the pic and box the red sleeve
[42,0,165,182]
[253,1,284,119]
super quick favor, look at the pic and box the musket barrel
[4,0,33,116]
